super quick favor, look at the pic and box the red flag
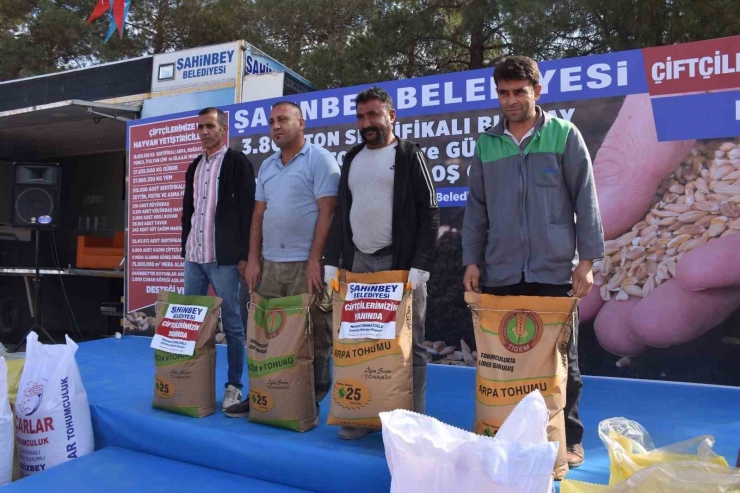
[86,0,111,24]
[113,0,125,37]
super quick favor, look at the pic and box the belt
[360,245,393,257]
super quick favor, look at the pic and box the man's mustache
[360,126,382,138]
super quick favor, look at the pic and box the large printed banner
[126,36,740,384]
[126,115,227,321]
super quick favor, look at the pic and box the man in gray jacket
[462,55,604,468]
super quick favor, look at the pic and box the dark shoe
[224,398,250,418]
[567,443,585,468]
[338,426,376,440]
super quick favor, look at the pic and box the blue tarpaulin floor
[2,446,311,492]
[8,336,740,492]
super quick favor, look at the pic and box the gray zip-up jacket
[462,107,604,287]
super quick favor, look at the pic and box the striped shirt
[185,145,228,264]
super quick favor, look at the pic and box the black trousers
[481,277,584,446]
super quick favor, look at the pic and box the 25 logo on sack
[333,379,371,410]
[250,389,274,412]
[474,419,502,438]
[499,310,544,353]
[155,376,175,398]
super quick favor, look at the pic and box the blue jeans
[184,260,245,390]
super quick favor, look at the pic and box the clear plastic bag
[598,418,728,484]
[379,390,558,493]
[562,461,740,492]
[561,417,736,493]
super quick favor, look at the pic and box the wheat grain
[593,138,740,301]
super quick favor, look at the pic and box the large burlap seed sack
[151,291,222,417]
[328,270,413,430]
[1,358,13,485]
[247,292,317,432]
[15,332,94,477]
[465,293,578,480]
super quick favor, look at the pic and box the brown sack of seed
[247,292,317,432]
[465,293,578,480]
[151,291,222,417]
[328,270,413,430]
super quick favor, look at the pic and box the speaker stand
[11,226,56,352]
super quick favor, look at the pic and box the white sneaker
[222,384,242,410]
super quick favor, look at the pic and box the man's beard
[360,126,387,145]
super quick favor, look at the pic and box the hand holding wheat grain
[577,94,740,356]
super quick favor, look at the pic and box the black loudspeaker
[11,163,60,228]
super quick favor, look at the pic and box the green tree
[1,0,99,79]
[553,0,740,56]
[1,0,740,85]
[250,0,376,88]
[137,0,256,53]
[0,0,254,81]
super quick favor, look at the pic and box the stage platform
[11,336,740,491]
[3,446,312,492]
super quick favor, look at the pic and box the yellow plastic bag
[599,418,728,484]
[562,462,740,492]
[2,355,24,483]
[561,418,734,493]
[561,481,607,493]
[3,356,24,408]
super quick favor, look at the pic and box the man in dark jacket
[181,107,255,411]
[325,86,440,440]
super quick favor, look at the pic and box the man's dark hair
[198,107,228,127]
[356,86,394,111]
[492,56,540,87]
[271,100,303,117]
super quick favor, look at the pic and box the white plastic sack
[380,390,558,493]
[1,357,13,485]
[14,333,94,477]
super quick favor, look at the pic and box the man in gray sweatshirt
[462,55,605,468]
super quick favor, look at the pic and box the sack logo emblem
[265,309,287,339]
[18,380,46,416]
[499,310,543,353]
